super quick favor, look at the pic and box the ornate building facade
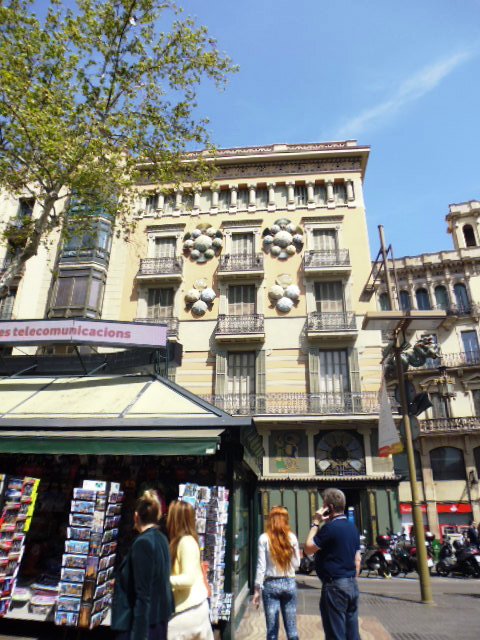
[0,141,399,545]
[376,200,480,538]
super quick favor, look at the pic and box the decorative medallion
[183,224,223,263]
[315,431,365,476]
[268,275,301,313]
[262,218,303,259]
[185,281,216,317]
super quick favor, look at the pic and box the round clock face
[315,430,365,475]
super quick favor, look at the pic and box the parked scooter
[362,535,394,577]
[408,532,436,574]
[436,539,480,578]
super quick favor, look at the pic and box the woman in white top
[253,506,300,640]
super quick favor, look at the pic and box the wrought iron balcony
[215,314,265,339]
[420,416,480,434]
[134,316,179,338]
[136,257,183,279]
[60,247,110,266]
[218,253,264,275]
[303,250,351,272]
[307,311,357,332]
[200,392,380,416]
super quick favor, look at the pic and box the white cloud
[335,49,475,138]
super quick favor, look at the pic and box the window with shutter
[145,194,159,213]
[318,350,350,394]
[231,233,254,256]
[312,229,337,251]
[147,288,174,318]
[228,285,256,315]
[237,189,249,210]
[314,281,344,313]
[294,185,308,206]
[218,190,231,211]
[154,237,176,258]
[227,352,256,395]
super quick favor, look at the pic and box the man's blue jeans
[319,576,360,640]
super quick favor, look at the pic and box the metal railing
[303,250,351,268]
[307,311,356,331]
[418,351,480,370]
[421,416,480,433]
[134,316,179,336]
[215,314,264,335]
[200,392,380,416]
[218,253,264,272]
[137,257,183,276]
[60,247,110,265]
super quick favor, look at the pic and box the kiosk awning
[0,374,251,456]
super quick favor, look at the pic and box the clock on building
[315,430,365,476]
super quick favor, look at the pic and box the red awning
[400,503,472,515]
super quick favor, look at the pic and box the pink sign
[0,319,167,348]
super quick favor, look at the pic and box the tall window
[454,283,470,313]
[145,194,159,214]
[315,281,344,313]
[378,292,391,311]
[318,350,349,394]
[163,194,175,214]
[399,290,411,311]
[228,285,256,315]
[314,184,327,205]
[218,190,231,211]
[0,290,15,320]
[294,185,308,206]
[434,285,449,310]
[461,330,480,363]
[18,197,35,218]
[430,447,466,481]
[463,224,476,247]
[227,352,255,395]
[147,288,174,319]
[312,229,337,251]
[334,182,347,204]
[237,188,249,210]
[231,233,254,255]
[430,392,448,419]
[416,288,431,310]
[154,237,176,258]
[472,389,480,416]
[256,187,268,209]
[50,268,105,318]
[182,191,194,211]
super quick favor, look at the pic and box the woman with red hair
[253,506,300,640]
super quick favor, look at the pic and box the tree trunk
[0,195,58,298]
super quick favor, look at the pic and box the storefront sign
[399,503,427,514]
[436,503,472,514]
[0,319,167,348]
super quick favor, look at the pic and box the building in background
[0,141,400,546]
[376,200,480,539]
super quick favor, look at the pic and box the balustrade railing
[307,311,356,331]
[200,392,380,416]
[134,316,179,336]
[418,351,480,369]
[215,314,264,335]
[303,250,350,268]
[137,257,183,276]
[421,416,480,433]
[218,253,264,272]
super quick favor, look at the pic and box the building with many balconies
[376,200,480,538]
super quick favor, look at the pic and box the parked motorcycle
[362,535,394,577]
[436,540,480,578]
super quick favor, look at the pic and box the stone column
[346,180,355,206]
[326,180,334,207]
[193,188,201,213]
[287,182,295,209]
[248,185,256,209]
[359,427,373,475]
[268,183,276,210]
[230,185,237,211]
[157,193,165,216]
[307,181,315,208]
[211,188,219,211]
[175,189,182,213]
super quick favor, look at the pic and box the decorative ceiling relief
[262,218,303,259]
[185,278,216,317]
[183,224,223,263]
[268,274,300,313]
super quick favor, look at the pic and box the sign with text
[0,319,167,349]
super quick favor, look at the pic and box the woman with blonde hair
[167,500,213,640]
[253,506,300,640]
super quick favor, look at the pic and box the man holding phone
[304,488,361,640]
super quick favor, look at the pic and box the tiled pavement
[236,575,480,640]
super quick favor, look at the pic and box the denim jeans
[319,577,360,640]
[262,577,299,640]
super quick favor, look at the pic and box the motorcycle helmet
[376,535,391,548]
[425,531,435,542]
[453,540,463,551]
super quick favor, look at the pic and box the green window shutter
[348,347,361,412]
[255,350,266,412]
[308,349,320,394]
[215,351,227,395]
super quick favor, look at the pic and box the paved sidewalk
[236,575,480,640]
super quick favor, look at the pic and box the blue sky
[182,0,480,257]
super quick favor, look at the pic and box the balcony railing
[137,257,183,276]
[418,351,480,370]
[421,416,480,434]
[303,250,351,269]
[200,392,380,416]
[307,311,356,331]
[218,253,264,272]
[215,314,264,335]
[60,247,110,265]
[134,316,179,337]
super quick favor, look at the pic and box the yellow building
[376,200,480,539]
[1,141,400,546]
